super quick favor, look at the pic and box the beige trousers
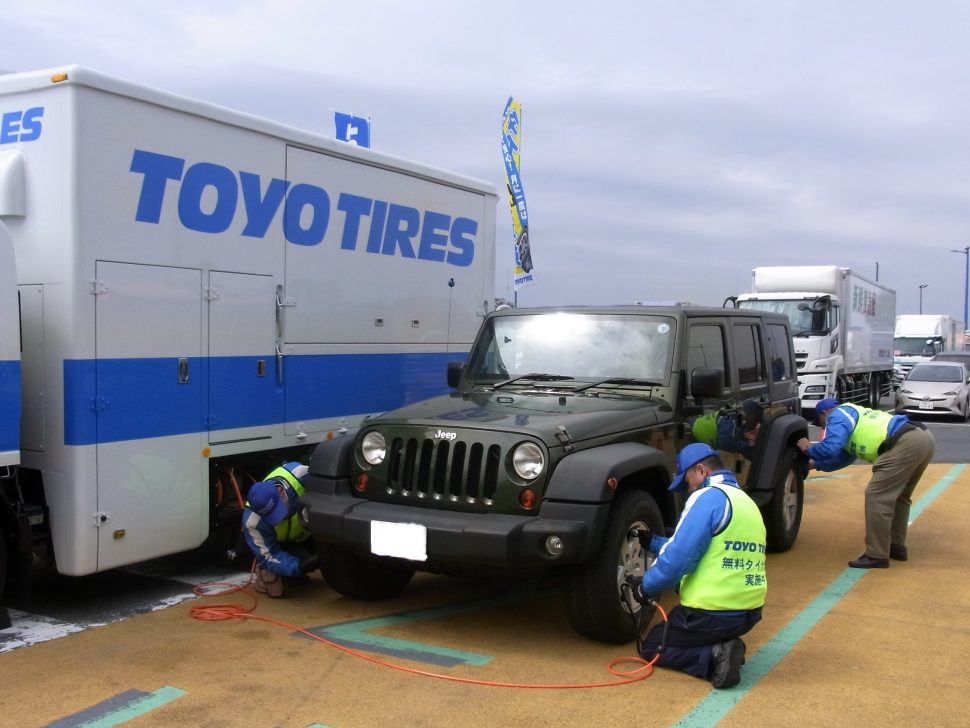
[865,427,935,558]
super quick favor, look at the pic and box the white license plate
[370,520,428,562]
[918,401,933,410]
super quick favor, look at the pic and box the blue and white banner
[335,112,371,148]
[501,97,536,290]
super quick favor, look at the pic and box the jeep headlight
[361,431,386,466]
[512,442,544,480]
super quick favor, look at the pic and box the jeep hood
[367,391,674,443]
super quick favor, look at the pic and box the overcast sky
[4,1,970,323]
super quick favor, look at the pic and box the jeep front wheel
[762,448,804,552]
[320,544,415,600]
[563,489,664,644]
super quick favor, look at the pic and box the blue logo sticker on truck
[0,106,43,144]
[130,150,476,266]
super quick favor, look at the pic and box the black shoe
[848,553,889,569]
[889,543,908,561]
[711,639,745,689]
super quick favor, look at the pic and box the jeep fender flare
[306,434,358,495]
[746,413,809,493]
[544,442,672,503]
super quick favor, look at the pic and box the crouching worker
[625,443,767,689]
[242,462,319,597]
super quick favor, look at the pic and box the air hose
[190,570,667,689]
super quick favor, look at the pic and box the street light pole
[951,246,970,326]
[919,284,928,314]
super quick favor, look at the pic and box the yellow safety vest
[840,404,892,464]
[262,465,311,544]
[679,484,767,611]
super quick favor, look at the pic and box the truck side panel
[0,223,19,469]
[0,67,497,577]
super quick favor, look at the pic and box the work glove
[298,552,320,574]
[623,575,657,605]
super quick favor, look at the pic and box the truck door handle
[178,357,189,384]
[276,345,283,386]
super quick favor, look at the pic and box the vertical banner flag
[501,97,536,289]
[335,111,371,148]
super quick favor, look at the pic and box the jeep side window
[733,323,769,407]
[765,323,794,382]
[686,323,728,396]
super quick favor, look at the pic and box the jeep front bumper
[301,489,610,569]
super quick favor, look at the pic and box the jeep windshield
[464,312,676,388]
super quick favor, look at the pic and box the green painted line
[673,463,965,728]
[309,588,555,667]
[78,686,186,727]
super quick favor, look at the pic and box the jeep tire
[761,448,804,552]
[320,544,415,600]
[563,489,665,644]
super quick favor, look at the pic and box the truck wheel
[563,489,664,644]
[320,544,414,601]
[762,449,804,552]
[0,527,8,629]
[868,375,882,408]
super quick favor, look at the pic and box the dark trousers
[638,604,762,679]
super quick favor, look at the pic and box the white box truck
[0,66,497,601]
[732,266,896,413]
[893,314,966,384]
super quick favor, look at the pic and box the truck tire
[761,449,804,552]
[0,528,8,629]
[563,489,664,644]
[868,374,881,408]
[320,544,414,601]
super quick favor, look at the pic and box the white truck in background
[0,66,497,605]
[893,314,966,385]
[731,266,896,414]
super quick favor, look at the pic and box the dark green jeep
[302,306,808,643]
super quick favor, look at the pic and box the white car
[895,360,970,420]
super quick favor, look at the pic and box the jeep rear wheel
[320,544,415,600]
[564,489,664,644]
[762,449,804,552]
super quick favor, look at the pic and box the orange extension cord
[189,572,663,689]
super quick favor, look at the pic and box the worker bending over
[242,462,319,597]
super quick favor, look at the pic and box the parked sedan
[895,361,970,420]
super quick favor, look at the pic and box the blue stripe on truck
[0,359,20,454]
[63,351,466,446]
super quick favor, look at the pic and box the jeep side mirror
[447,360,464,388]
[691,367,724,399]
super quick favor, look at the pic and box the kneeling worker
[242,462,319,597]
[626,443,767,689]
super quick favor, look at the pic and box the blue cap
[247,480,289,526]
[669,442,718,492]
[813,397,840,425]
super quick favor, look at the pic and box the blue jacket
[641,471,743,600]
[241,482,304,578]
[806,405,909,471]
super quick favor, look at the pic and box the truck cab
[301,306,809,643]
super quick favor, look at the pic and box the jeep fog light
[512,442,544,480]
[545,535,564,557]
[361,431,386,465]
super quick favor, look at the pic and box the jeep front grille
[386,437,501,503]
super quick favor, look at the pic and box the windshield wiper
[791,329,826,337]
[573,377,664,393]
[494,373,575,389]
